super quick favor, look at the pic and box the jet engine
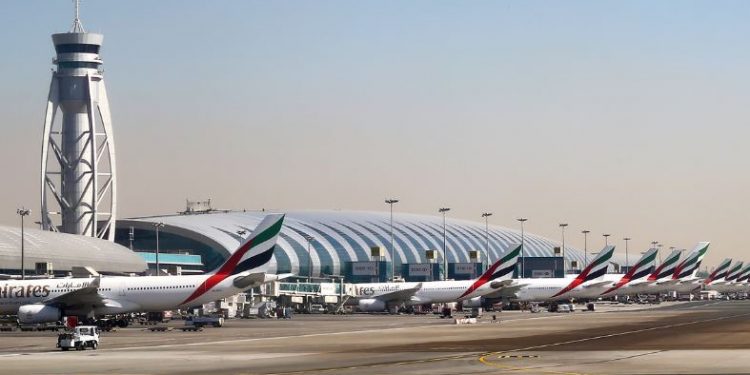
[18,304,62,324]
[357,299,386,312]
[461,297,484,308]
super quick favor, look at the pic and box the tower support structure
[41,29,117,240]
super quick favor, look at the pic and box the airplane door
[118,281,127,297]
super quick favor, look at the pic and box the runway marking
[496,354,540,359]
[479,355,587,375]
[578,349,664,365]
[478,310,750,374]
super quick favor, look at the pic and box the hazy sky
[1,1,748,267]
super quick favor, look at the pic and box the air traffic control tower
[41,4,117,241]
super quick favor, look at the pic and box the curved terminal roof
[120,210,626,275]
[0,225,147,274]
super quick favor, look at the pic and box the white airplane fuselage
[353,280,482,305]
[0,274,246,317]
[566,274,623,299]
[509,277,581,302]
[708,281,746,294]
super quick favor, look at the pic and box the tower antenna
[71,0,85,33]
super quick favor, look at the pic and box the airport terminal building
[116,210,625,281]
[0,226,147,276]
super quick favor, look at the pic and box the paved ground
[0,300,748,374]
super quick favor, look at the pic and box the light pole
[385,199,399,280]
[305,235,315,282]
[481,212,493,269]
[559,223,568,274]
[623,237,631,273]
[439,207,450,281]
[154,222,165,276]
[16,208,30,280]
[582,230,590,269]
[517,218,527,278]
[603,233,611,247]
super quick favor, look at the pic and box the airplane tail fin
[600,248,657,295]
[734,264,750,283]
[672,242,710,280]
[704,258,733,285]
[181,214,285,306]
[581,245,616,282]
[458,244,521,299]
[211,214,285,276]
[647,249,682,281]
[483,243,522,281]
[723,261,744,282]
[549,246,614,298]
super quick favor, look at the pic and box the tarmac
[0,300,748,374]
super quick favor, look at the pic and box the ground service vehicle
[185,316,224,328]
[57,325,99,351]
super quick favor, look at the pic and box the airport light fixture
[153,222,165,276]
[581,230,590,269]
[236,230,247,243]
[481,212,493,269]
[128,226,135,250]
[439,207,451,281]
[623,237,631,272]
[16,208,30,280]
[603,233,611,246]
[385,199,399,280]
[305,235,316,282]
[559,223,568,274]
[517,218,528,278]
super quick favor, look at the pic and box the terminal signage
[352,261,378,276]
[320,283,336,295]
[532,270,553,278]
[409,264,431,276]
[454,263,476,275]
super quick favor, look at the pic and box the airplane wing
[374,283,423,303]
[628,280,651,286]
[42,277,105,309]
[489,279,515,289]
[656,279,681,285]
[483,283,528,299]
[582,281,613,289]
[233,272,295,289]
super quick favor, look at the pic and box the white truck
[57,326,100,351]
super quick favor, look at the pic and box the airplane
[0,214,287,324]
[623,248,683,295]
[563,247,658,300]
[708,261,747,294]
[474,246,616,303]
[702,258,733,288]
[661,242,710,294]
[350,244,522,312]
[729,264,750,294]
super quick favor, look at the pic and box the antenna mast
[71,0,85,33]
